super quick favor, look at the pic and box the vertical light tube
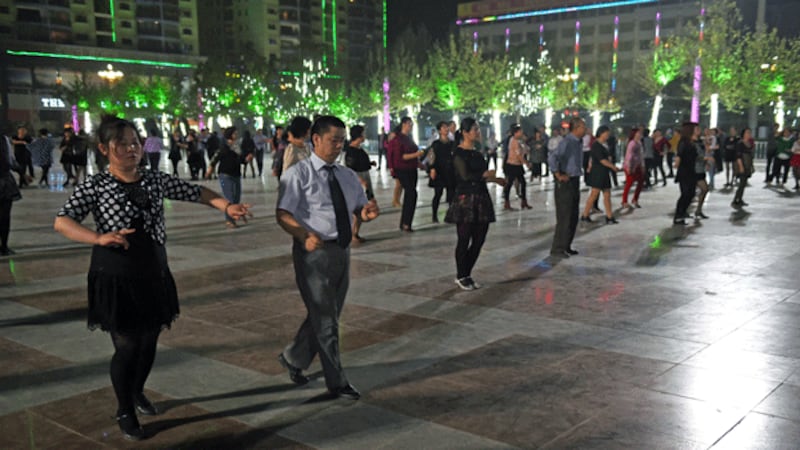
[473,31,478,54]
[197,88,205,130]
[321,0,327,67]
[690,7,705,123]
[83,110,92,135]
[538,24,544,56]
[382,0,387,65]
[383,78,391,134]
[109,0,116,42]
[775,96,785,128]
[612,16,619,94]
[332,0,337,66]
[655,12,661,46]
[545,107,553,133]
[492,109,501,146]
[574,21,580,93]
[72,105,80,132]
[505,28,510,53]
[709,93,719,128]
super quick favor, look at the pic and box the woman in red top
[622,128,645,209]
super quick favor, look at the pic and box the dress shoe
[580,215,593,223]
[116,412,145,441]
[133,393,159,416]
[329,383,360,400]
[695,212,709,219]
[0,247,14,256]
[278,353,309,385]
[566,248,579,255]
[466,277,482,289]
[605,216,619,224]
[549,250,569,258]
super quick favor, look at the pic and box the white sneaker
[455,277,475,291]
[468,277,482,289]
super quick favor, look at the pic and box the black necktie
[323,166,351,248]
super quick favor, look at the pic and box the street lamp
[98,64,123,83]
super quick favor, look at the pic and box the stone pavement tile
[10,286,85,313]
[754,383,800,422]
[343,305,443,337]
[0,250,90,287]
[684,341,800,383]
[157,316,265,356]
[0,336,70,379]
[714,322,800,359]
[595,331,707,364]
[543,387,740,449]
[0,409,104,449]
[280,402,514,450]
[712,412,800,450]
[367,335,674,448]
[28,386,305,449]
[647,364,779,410]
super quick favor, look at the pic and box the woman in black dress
[428,121,456,223]
[53,115,251,441]
[732,128,754,207]
[581,125,620,224]
[445,118,505,291]
[673,122,700,225]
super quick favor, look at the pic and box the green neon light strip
[332,0,337,66]
[109,0,116,42]
[382,0,387,64]
[6,50,195,68]
[322,0,327,67]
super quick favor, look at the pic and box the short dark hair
[311,115,346,137]
[436,121,448,131]
[287,116,312,139]
[400,116,413,126]
[223,126,237,141]
[568,118,584,131]
[595,125,610,137]
[38,128,48,136]
[96,115,137,146]
[350,125,365,141]
[459,117,478,133]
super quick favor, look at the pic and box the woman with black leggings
[445,118,505,290]
[54,115,251,441]
[673,122,700,225]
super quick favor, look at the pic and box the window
[662,18,677,29]
[640,39,652,50]
[639,20,654,31]
[268,24,276,30]
[121,20,132,28]
[181,9,192,18]
[582,44,594,54]
[183,28,192,35]
[619,41,633,51]
[17,8,42,22]
[0,6,9,14]
[75,15,88,23]
[122,38,133,45]
[119,3,131,10]
[95,17,112,31]
[619,22,634,32]
[76,33,89,40]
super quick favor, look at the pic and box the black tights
[0,199,11,250]
[455,222,489,279]
[110,329,160,414]
[431,185,453,220]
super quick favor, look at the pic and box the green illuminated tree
[427,35,472,115]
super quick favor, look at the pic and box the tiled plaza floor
[1,156,799,449]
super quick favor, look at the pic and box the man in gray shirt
[276,115,379,400]
[548,118,586,258]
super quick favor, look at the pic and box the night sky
[387,0,460,48]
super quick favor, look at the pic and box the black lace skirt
[87,226,178,333]
[445,192,496,224]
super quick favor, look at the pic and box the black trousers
[765,153,776,181]
[146,152,161,172]
[0,199,12,250]
[551,177,580,253]
[733,174,748,203]
[675,177,696,219]
[396,169,418,228]
[431,183,454,219]
[503,165,526,201]
[455,222,489,278]
[772,158,790,184]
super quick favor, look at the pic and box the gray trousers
[284,240,350,390]
[551,176,580,253]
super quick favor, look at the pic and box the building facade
[0,0,203,132]
[197,0,385,71]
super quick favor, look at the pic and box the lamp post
[97,64,124,83]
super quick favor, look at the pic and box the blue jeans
[219,173,241,222]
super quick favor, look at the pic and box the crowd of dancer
[0,109,791,442]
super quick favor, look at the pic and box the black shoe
[566,248,579,255]
[673,219,686,225]
[116,412,145,441]
[133,393,159,416]
[0,247,14,256]
[580,216,593,223]
[329,383,361,400]
[605,216,618,224]
[695,212,709,219]
[550,250,569,258]
[278,353,309,385]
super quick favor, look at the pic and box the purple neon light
[71,104,80,132]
